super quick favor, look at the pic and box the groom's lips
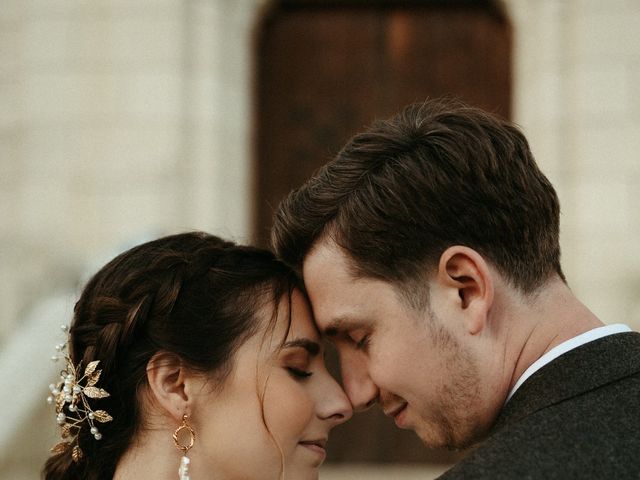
[384,403,408,427]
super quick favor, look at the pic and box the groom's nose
[341,353,379,412]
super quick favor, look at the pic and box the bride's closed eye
[281,337,321,380]
[286,366,313,379]
[283,350,313,379]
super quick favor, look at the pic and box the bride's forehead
[259,293,321,347]
[246,291,314,340]
[287,291,321,337]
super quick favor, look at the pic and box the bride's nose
[318,376,353,426]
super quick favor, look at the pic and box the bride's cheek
[263,377,316,443]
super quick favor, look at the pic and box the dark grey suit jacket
[439,332,640,479]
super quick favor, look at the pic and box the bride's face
[191,289,352,479]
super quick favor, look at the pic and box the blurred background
[2,0,640,478]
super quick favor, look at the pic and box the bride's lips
[299,438,327,458]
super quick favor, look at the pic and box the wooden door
[254,0,511,463]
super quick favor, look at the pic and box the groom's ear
[146,351,191,421]
[436,246,494,335]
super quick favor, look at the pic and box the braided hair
[42,232,301,480]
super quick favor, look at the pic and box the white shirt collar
[505,323,633,404]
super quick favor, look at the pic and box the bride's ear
[146,351,191,421]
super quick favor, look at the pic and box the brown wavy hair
[42,232,301,480]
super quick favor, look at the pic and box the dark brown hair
[43,232,301,480]
[272,98,564,296]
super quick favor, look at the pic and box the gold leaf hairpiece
[47,325,113,462]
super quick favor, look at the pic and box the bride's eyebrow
[282,338,320,357]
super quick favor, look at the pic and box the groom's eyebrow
[323,316,362,337]
[283,338,321,356]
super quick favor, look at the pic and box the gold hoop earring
[173,414,195,480]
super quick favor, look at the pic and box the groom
[271,99,640,478]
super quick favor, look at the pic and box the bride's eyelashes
[286,366,313,379]
[280,337,321,380]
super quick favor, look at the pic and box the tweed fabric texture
[438,332,640,479]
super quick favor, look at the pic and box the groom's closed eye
[323,316,369,338]
[353,334,371,351]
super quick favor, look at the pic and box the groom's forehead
[302,238,406,331]
[303,238,357,283]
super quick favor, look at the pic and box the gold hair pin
[47,325,113,462]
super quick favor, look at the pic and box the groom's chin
[413,422,488,452]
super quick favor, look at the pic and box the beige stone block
[94,125,182,180]
[573,7,640,60]
[574,0,630,13]
[0,267,19,340]
[18,123,185,257]
[185,74,218,122]
[565,233,640,327]
[66,186,182,257]
[627,171,640,239]
[541,71,568,123]
[0,399,55,480]
[24,14,182,70]
[510,0,567,79]
[0,24,20,81]
[631,66,640,117]
[187,3,226,73]
[21,124,181,183]
[22,17,71,70]
[122,71,183,121]
[23,72,121,123]
[24,0,179,17]
[589,295,631,329]
[109,15,183,66]
[515,70,568,158]
[629,295,640,331]
[0,83,20,130]
[570,235,638,280]
[181,120,219,229]
[521,121,566,187]
[19,177,73,243]
[561,172,640,291]
[571,279,637,327]
[531,1,567,68]
[0,0,22,23]
[0,131,22,183]
[21,127,89,180]
[572,64,631,119]
[0,188,21,236]
[574,123,640,176]
[22,70,183,123]
[0,234,78,339]
[181,119,252,239]
[573,179,632,235]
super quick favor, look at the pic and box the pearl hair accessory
[47,325,113,462]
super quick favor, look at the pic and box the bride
[42,232,351,480]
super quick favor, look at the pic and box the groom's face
[303,239,489,449]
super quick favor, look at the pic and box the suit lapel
[493,331,640,432]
